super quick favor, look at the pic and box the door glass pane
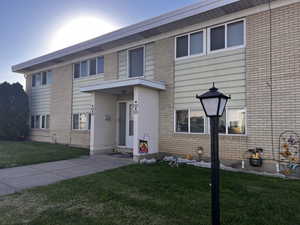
[228,109,245,134]
[129,104,134,136]
[119,103,126,146]
[227,21,244,47]
[89,58,97,75]
[190,110,205,133]
[46,115,50,129]
[129,48,144,77]
[190,31,203,55]
[210,25,225,51]
[176,110,188,132]
[176,35,188,58]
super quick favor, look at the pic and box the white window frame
[73,56,105,80]
[174,107,247,136]
[207,107,247,136]
[175,29,206,60]
[207,18,246,54]
[32,70,52,87]
[127,45,145,78]
[72,112,91,131]
[174,108,207,134]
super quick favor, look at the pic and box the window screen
[80,61,88,77]
[42,72,47,85]
[228,109,245,134]
[47,71,53,85]
[227,21,244,47]
[210,25,225,51]
[218,111,226,134]
[176,110,188,132]
[89,58,97,75]
[31,116,35,128]
[97,57,104,74]
[74,63,80,78]
[32,75,36,87]
[190,32,203,55]
[190,110,205,133]
[176,35,188,58]
[129,47,144,77]
[73,114,79,129]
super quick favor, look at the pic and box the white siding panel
[174,48,246,109]
[72,75,104,113]
[31,86,51,115]
[118,51,127,80]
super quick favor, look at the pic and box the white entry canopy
[80,78,166,93]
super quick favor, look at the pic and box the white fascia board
[80,78,166,92]
[12,0,238,73]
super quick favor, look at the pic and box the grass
[0,163,299,225]
[0,141,89,168]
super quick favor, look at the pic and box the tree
[0,82,29,140]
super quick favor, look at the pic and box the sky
[0,0,200,87]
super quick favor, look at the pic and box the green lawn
[0,141,89,168]
[0,163,299,225]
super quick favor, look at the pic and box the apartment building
[12,0,300,172]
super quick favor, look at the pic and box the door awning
[80,78,166,93]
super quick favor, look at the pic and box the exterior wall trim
[80,78,166,92]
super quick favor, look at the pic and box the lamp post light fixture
[196,83,230,225]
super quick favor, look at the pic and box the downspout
[268,0,275,161]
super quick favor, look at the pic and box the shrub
[0,82,29,140]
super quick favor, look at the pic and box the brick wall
[246,3,300,161]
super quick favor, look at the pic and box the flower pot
[249,158,263,167]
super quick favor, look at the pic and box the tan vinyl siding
[118,43,155,80]
[174,48,246,109]
[31,85,51,114]
[144,43,155,79]
[72,75,104,113]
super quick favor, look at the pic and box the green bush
[0,82,29,140]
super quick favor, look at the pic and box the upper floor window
[73,57,104,79]
[209,20,245,52]
[176,30,205,58]
[129,47,144,77]
[32,70,52,87]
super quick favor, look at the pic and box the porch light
[196,83,229,225]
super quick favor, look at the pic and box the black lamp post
[196,83,229,225]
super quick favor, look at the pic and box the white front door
[118,101,133,148]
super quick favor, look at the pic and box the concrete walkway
[0,154,134,196]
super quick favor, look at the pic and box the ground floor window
[73,113,91,130]
[31,114,50,129]
[175,108,246,135]
[175,109,206,133]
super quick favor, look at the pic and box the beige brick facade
[247,3,300,161]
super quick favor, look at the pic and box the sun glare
[49,16,117,52]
